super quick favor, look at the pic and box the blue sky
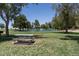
[0,3,56,28]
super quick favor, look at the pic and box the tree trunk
[5,21,9,36]
[64,12,69,33]
[65,28,68,33]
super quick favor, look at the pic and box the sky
[0,3,56,28]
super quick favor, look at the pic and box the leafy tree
[13,14,27,31]
[52,16,63,30]
[31,22,34,29]
[54,3,79,33]
[0,3,25,36]
[0,23,4,29]
[34,19,40,30]
[73,12,79,29]
[41,24,46,30]
[26,21,32,31]
[48,22,52,29]
[41,23,49,30]
[45,23,50,30]
[52,15,76,30]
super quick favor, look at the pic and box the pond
[22,29,58,32]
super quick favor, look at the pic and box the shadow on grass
[0,35,17,43]
[0,34,48,43]
[52,31,79,35]
[60,35,79,43]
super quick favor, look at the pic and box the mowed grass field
[0,30,79,55]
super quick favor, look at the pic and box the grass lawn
[0,30,79,56]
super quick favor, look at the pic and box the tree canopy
[13,14,27,30]
[34,19,40,30]
[52,3,79,33]
[0,3,26,36]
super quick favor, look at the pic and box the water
[11,28,59,33]
[26,29,58,32]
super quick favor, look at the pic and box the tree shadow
[60,35,79,43]
[0,35,17,43]
[0,34,48,43]
[52,31,79,34]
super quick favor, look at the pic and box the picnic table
[13,34,36,44]
[13,34,43,45]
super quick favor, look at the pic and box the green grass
[0,30,79,55]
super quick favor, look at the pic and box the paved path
[15,34,34,36]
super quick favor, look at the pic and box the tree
[74,16,79,29]
[0,3,25,36]
[41,23,49,30]
[34,19,40,30]
[26,21,32,31]
[52,14,76,30]
[48,22,52,29]
[73,11,79,29]
[54,3,79,33]
[13,14,27,31]
[52,16,63,30]
[0,23,4,29]
[45,23,50,30]
[41,24,46,30]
